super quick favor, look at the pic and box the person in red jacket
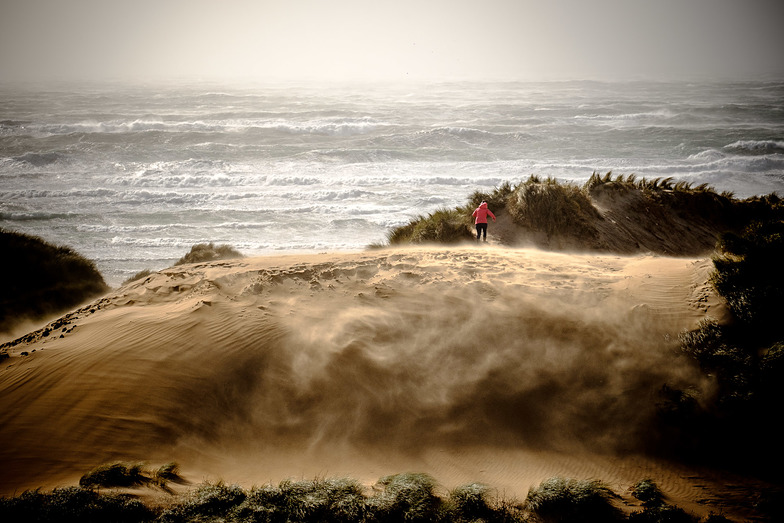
[472,201,496,242]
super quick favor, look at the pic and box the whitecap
[723,140,784,155]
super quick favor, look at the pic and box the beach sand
[0,246,767,518]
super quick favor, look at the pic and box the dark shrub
[0,228,108,332]
[524,477,624,523]
[631,479,665,508]
[0,487,152,523]
[628,503,696,523]
[448,482,497,521]
[711,220,784,344]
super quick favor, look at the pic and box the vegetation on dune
[10,471,752,523]
[123,243,244,285]
[659,218,784,478]
[386,208,474,245]
[524,477,624,523]
[0,486,154,523]
[507,175,602,243]
[79,462,185,491]
[174,242,244,266]
[0,228,109,333]
[384,173,783,255]
[123,268,154,285]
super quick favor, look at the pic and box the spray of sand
[0,247,719,497]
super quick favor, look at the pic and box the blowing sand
[0,246,764,517]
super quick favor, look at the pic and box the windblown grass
[79,462,147,489]
[10,471,758,522]
[0,228,108,333]
[387,208,473,245]
[0,486,153,523]
[524,477,624,523]
[382,173,783,255]
[506,175,601,241]
[464,180,514,214]
[79,462,185,490]
[123,269,153,286]
[174,242,244,266]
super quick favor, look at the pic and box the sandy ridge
[2,246,756,518]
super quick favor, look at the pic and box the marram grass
[6,470,772,522]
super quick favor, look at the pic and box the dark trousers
[476,223,488,240]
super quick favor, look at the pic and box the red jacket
[472,202,496,224]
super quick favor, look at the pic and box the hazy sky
[2,0,783,84]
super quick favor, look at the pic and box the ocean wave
[723,140,784,155]
[22,116,393,138]
[3,188,117,199]
[78,223,192,233]
[0,120,32,136]
[109,236,200,248]
[688,142,784,168]
[0,211,76,221]
[261,117,391,136]
[574,108,678,122]
[665,153,784,177]
[10,151,67,167]
[413,127,532,146]
[117,174,253,188]
[687,149,726,162]
[84,221,272,234]
[265,176,321,186]
[304,189,377,201]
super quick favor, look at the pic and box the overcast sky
[2,0,783,84]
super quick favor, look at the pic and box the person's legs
[477,223,487,241]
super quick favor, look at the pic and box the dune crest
[1,246,743,514]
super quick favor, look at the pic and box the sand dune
[1,246,765,517]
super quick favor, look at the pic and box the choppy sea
[1,80,783,286]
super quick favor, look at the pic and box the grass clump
[446,482,519,522]
[465,181,514,214]
[78,461,184,491]
[152,462,183,485]
[369,472,443,522]
[240,477,366,523]
[174,242,244,266]
[0,228,108,333]
[79,462,147,489]
[627,479,700,523]
[123,268,153,285]
[630,479,665,508]
[524,477,624,523]
[159,481,246,522]
[507,175,601,242]
[0,486,153,523]
[387,208,473,245]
